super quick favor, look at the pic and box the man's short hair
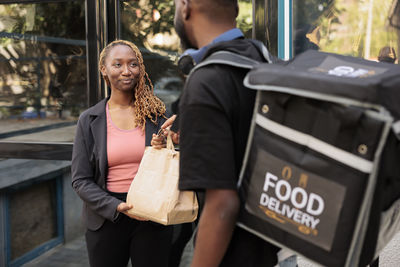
[196,0,238,21]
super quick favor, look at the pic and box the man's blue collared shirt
[182,28,244,64]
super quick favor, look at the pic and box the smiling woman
[100,44,140,131]
[100,45,140,93]
[99,40,166,130]
[71,40,172,267]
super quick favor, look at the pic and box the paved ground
[21,235,135,267]
[21,232,400,267]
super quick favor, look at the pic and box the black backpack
[190,43,400,267]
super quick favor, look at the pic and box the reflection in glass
[0,1,86,142]
[253,0,278,55]
[293,0,399,63]
[238,0,253,38]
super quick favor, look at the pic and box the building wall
[0,159,84,267]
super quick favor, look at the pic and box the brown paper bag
[126,133,198,225]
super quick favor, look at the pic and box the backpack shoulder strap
[189,40,273,75]
[192,51,260,72]
[247,39,274,63]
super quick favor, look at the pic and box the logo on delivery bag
[245,149,346,251]
[308,55,388,78]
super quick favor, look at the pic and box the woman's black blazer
[71,98,167,230]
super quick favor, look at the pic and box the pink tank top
[106,103,145,193]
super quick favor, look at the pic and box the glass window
[293,0,399,63]
[0,1,86,143]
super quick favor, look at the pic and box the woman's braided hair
[99,40,166,129]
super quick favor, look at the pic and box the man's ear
[182,0,191,20]
[234,3,239,18]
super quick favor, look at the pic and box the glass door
[255,0,400,61]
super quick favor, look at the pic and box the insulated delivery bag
[236,50,400,267]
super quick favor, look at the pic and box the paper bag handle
[166,131,175,151]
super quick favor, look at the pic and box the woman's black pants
[85,214,173,267]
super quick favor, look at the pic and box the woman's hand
[117,202,148,221]
[151,133,166,149]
